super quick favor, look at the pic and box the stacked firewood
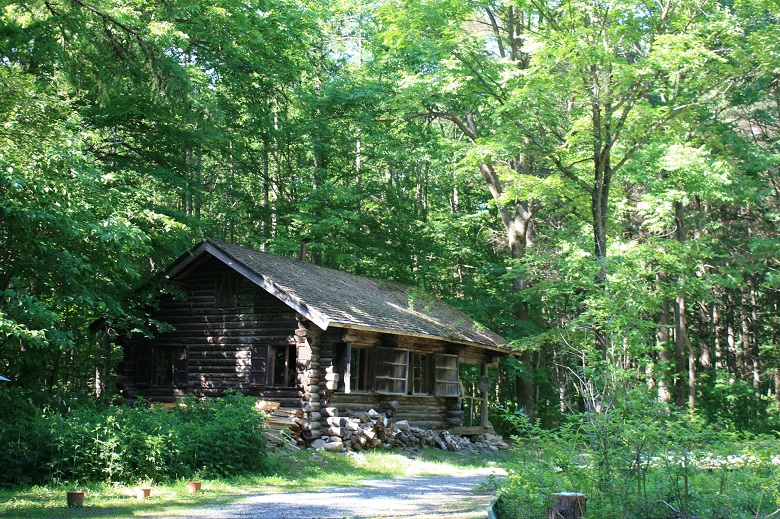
[308,407,510,453]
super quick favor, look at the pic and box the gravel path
[158,467,505,519]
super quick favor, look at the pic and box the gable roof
[164,239,508,352]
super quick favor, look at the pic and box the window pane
[412,353,430,394]
[434,354,459,396]
[215,272,240,308]
[271,344,297,387]
[175,348,188,386]
[349,347,369,391]
[155,349,175,385]
[250,345,268,385]
[375,348,408,394]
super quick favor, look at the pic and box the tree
[0,0,317,391]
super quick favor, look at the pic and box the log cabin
[115,239,513,447]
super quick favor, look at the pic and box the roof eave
[329,322,514,355]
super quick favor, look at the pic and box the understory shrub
[495,392,780,519]
[0,389,52,487]
[0,391,269,487]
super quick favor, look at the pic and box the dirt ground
[145,467,505,519]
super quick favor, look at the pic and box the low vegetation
[0,391,269,487]
[4,387,780,519]
[495,391,780,519]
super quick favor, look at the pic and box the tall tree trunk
[262,138,270,241]
[698,301,712,370]
[712,302,723,370]
[742,286,760,400]
[472,132,535,416]
[673,201,695,408]
[674,289,694,408]
[726,291,738,385]
[656,271,672,403]
[775,367,780,411]
[592,159,610,284]
[420,90,539,416]
[774,298,780,410]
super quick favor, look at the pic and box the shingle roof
[166,239,507,351]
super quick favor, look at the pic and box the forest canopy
[1,0,779,430]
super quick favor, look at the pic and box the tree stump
[548,492,586,519]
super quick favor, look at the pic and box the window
[215,271,240,308]
[155,348,175,385]
[137,346,187,386]
[410,353,431,394]
[250,344,297,387]
[374,347,408,394]
[335,344,369,393]
[270,344,297,387]
[434,354,459,396]
[349,346,370,391]
[335,345,460,397]
[250,345,268,386]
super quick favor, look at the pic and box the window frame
[374,347,409,395]
[433,353,460,397]
[410,352,432,395]
[335,345,461,398]
[250,343,298,388]
[269,343,297,387]
[335,343,371,393]
[349,345,371,392]
[148,345,187,387]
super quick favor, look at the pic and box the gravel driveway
[158,467,505,519]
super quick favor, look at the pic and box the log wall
[119,257,300,406]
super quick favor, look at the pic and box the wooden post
[548,492,586,519]
[479,364,490,428]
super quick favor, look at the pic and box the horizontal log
[154,335,292,345]
[189,359,251,368]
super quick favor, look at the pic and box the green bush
[0,389,52,487]
[0,391,269,487]
[495,392,780,519]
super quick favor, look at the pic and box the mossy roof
[165,239,508,352]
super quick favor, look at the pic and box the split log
[429,431,448,450]
[440,430,459,451]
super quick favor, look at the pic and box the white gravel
[155,467,505,519]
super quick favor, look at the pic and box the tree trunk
[590,134,612,359]
[672,201,695,408]
[469,116,536,417]
[516,352,535,419]
[655,271,672,403]
[775,366,780,411]
[674,289,695,408]
[712,303,723,369]
[725,290,738,384]
[743,286,760,400]
[774,298,780,410]
[698,301,712,370]
[591,166,610,283]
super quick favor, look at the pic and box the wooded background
[1,0,778,430]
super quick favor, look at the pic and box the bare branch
[404,111,477,142]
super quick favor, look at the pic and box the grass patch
[0,448,506,518]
